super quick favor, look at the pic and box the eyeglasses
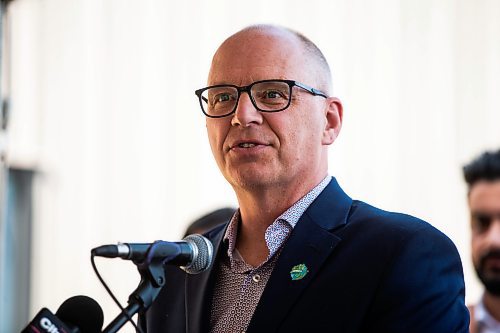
[195,79,328,118]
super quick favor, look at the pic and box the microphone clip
[135,241,177,288]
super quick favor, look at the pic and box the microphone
[56,296,104,333]
[91,234,214,274]
[21,295,104,333]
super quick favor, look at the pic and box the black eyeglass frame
[194,79,329,118]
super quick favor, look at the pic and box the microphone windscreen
[182,234,214,274]
[55,295,104,333]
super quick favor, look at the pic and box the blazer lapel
[247,178,352,332]
[185,225,227,333]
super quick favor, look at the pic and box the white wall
[4,0,500,330]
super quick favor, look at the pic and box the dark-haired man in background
[141,24,469,332]
[464,149,500,333]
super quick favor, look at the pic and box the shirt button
[252,274,261,283]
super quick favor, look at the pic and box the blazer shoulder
[342,199,463,271]
[346,201,468,331]
[348,199,451,242]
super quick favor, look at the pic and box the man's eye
[214,93,232,104]
[473,213,492,232]
[263,90,285,99]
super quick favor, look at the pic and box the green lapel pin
[290,263,309,281]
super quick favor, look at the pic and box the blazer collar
[247,177,352,332]
[304,177,352,231]
[185,223,227,333]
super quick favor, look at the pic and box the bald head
[209,25,333,95]
[203,24,343,200]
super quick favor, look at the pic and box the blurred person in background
[140,24,469,332]
[464,149,500,333]
[184,207,236,237]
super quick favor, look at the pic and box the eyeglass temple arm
[294,82,328,98]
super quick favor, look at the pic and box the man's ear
[322,97,343,145]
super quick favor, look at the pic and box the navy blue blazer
[140,178,469,332]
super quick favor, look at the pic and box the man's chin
[230,176,274,190]
[226,168,279,189]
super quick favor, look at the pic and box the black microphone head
[182,234,214,274]
[55,295,104,333]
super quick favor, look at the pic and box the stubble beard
[226,164,283,193]
[476,250,500,296]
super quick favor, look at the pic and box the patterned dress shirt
[210,176,332,333]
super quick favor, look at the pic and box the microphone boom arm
[102,244,169,333]
[95,235,213,333]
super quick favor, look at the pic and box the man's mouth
[480,251,500,273]
[229,140,268,150]
[237,143,257,148]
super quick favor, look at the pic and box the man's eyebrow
[471,211,500,219]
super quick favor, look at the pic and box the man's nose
[231,92,263,127]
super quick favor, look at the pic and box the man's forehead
[208,64,292,85]
[469,180,500,209]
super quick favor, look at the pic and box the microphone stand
[103,259,166,333]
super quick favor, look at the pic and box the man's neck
[483,292,500,321]
[235,179,315,229]
[233,190,286,267]
[232,175,327,266]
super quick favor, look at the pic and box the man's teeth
[238,143,256,148]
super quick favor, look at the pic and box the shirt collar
[276,175,332,228]
[223,175,332,266]
[475,295,500,331]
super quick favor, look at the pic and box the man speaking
[140,24,469,332]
